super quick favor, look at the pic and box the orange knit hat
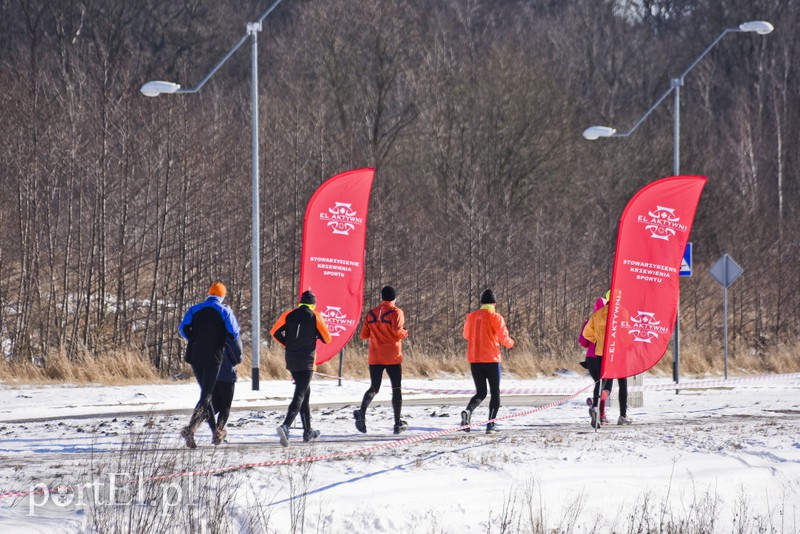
[208,282,227,298]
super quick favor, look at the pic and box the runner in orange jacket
[353,285,409,434]
[460,288,514,434]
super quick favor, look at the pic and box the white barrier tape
[0,382,594,501]
[632,372,800,392]
[314,371,800,396]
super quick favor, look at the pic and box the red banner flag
[299,168,375,365]
[602,175,707,379]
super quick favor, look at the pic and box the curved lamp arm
[583,20,773,140]
[140,0,285,97]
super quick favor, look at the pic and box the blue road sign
[680,242,692,277]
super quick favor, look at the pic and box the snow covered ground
[0,373,798,533]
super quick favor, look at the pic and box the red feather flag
[299,168,375,365]
[602,175,707,379]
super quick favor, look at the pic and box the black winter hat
[381,285,397,301]
[480,288,496,304]
[300,290,317,305]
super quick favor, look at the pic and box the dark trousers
[585,357,628,417]
[466,362,501,420]
[586,357,612,409]
[212,381,235,430]
[616,378,628,418]
[191,363,221,431]
[282,370,313,430]
[359,364,403,424]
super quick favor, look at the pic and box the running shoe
[303,429,320,442]
[180,426,197,449]
[353,409,367,433]
[460,410,471,432]
[277,424,290,447]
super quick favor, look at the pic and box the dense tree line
[1,0,798,374]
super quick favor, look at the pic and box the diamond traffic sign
[709,254,743,288]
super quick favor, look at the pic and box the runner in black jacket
[270,290,332,446]
[178,282,240,448]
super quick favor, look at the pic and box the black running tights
[466,362,501,420]
[585,357,628,417]
[585,357,612,408]
[191,363,221,431]
[360,364,403,424]
[282,370,313,429]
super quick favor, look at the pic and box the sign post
[673,242,692,386]
[338,349,344,386]
[709,254,744,379]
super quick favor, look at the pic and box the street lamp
[583,20,773,384]
[141,0,287,390]
[140,81,181,97]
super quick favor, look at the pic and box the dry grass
[312,336,800,380]
[0,347,161,385]
[651,338,800,377]
[490,475,792,534]
[81,425,282,533]
[2,338,798,386]
[236,346,287,379]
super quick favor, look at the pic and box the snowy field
[0,372,799,533]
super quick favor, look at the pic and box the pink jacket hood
[579,297,608,358]
[594,297,607,312]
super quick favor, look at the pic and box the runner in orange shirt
[460,288,514,434]
[353,285,409,434]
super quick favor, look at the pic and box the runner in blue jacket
[178,282,240,448]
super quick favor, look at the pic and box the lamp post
[141,0,287,391]
[583,20,773,385]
